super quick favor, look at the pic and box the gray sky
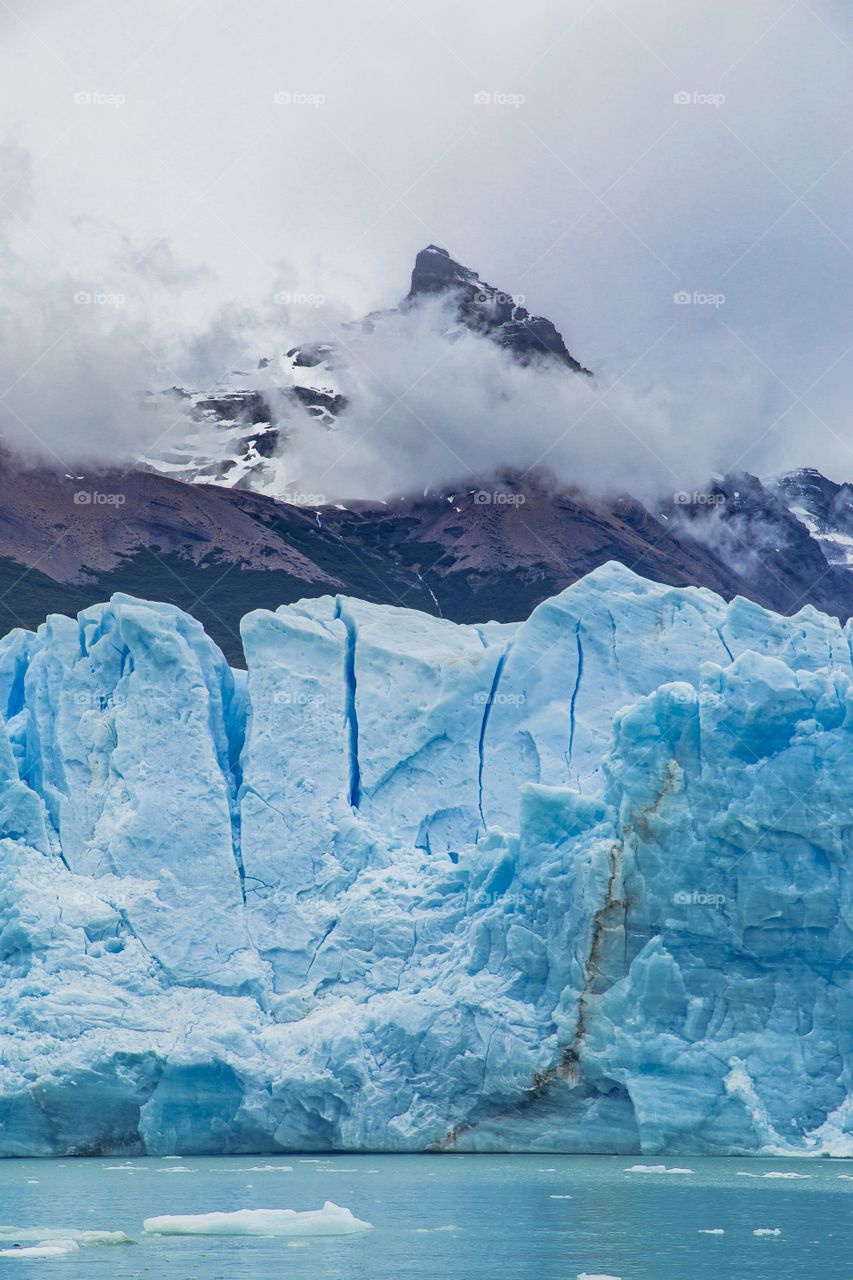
[1,0,852,491]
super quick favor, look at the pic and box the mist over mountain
[2,1,852,495]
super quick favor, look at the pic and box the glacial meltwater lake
[0,1153,851,1278]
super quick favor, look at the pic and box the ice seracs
[0,562,850,1156]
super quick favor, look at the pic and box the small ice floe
[239,1165,294,1173]
[0,1228,133,1256]
[624,1164,693,1174]
[143,1202,372,1237]
[577,1272,622,1279]
[753,1228,782,1237]
[413,1225,461,1234]
[0,1240,79,1258]
[738,1171,809,1179]
[157,1166,197,1174]
[550,1194,573,1199]
[698,1228,725,1235]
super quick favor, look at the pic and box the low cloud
[0,0,851,494]
[278,296,778,504]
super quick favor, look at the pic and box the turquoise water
[0,1153,851,1277]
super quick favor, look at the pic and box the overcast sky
[1,0,852,490]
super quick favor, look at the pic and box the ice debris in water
[753,1228,782,1237]
[698,1228,725,1235]
[143,1202,372,1236]
[0,1228,134,1256]
[0,1241,79,1258]
[625,1165,692,1174]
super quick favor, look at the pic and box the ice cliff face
[0,562,851,1157]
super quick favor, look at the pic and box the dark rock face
[287,342,337,369]
[405,245,592,374]
[660,470,853,620]
[193,392,270,425]
[289,384,347,420]
[768,468,853,566]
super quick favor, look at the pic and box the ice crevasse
[0,560,850,1156]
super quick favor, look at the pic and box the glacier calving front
[0,562,851,1156]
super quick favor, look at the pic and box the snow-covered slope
[139,346,346,494]
[0,563,851,1156]
[768,468,853,568]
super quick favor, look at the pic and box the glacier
[0,561,851,1157]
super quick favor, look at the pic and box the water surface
[1,1153,850,1277]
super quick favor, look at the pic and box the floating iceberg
[143,1201,372,1236]
[0,563,850,1156]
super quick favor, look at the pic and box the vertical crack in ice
[5,644,29,722]
[567,621,584,775]
[229,801,247,907]
[477,646,510,832]
[218,667,248,907]
[606,608,618,669]
[334,598,361,809]
[305,916,340,980]
[715,626,735,664]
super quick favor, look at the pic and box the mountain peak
[405,246,592,375]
